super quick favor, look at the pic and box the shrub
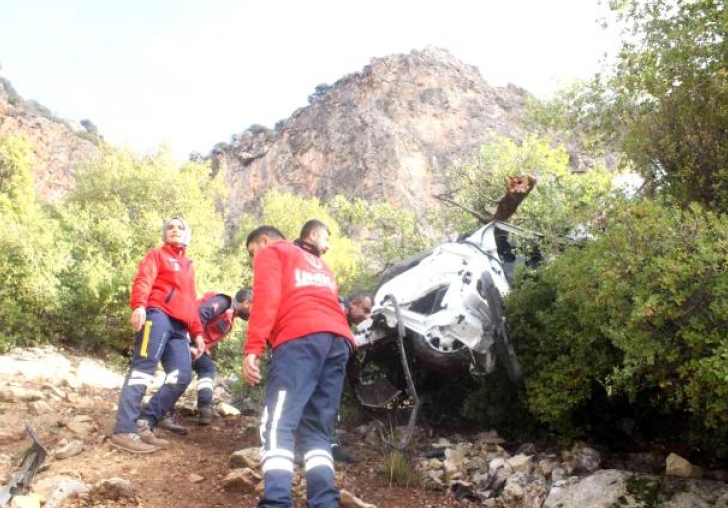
[246,124,272,136]
[74,129,100,145]
[0,77,24,107]
[0,135,67,349]
[307,83,331,105]
[26,99,60,122]
[508,199,728,450]
[52,147,246,353]
[443,134,618,238]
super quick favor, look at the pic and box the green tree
[443,135,617,239]
[54,146,244,352]
[243,190,366,294]
[0,135,66,350]
[547,0,728,210]
[508,199,728,453]
[0,134,35,212]
[327,195,428,283]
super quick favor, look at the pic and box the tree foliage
[508,199,728,452]
[443,134,617,239]
[544,0,728,210]
[240,190,366,294]
[0,132,425,358]
[307,83,332,105]
[0,135,66,350]
[327,195,428,282]
[53,147,246,352]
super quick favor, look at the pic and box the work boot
[198,403,213,426]
[108,433,157,454]
[331,444,359,463]
[136,419,170,449]
[157,413,189,436]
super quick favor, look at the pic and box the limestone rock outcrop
[0,77,97,202]
[217,47,530,232]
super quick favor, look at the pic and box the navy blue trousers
[258,333,350,508]
[114,309,193,433]
[193,352,216,405]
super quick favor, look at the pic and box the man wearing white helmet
[109,216,206,454]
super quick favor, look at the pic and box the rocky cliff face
[0,78,97,202]
[3,47,544,216]
[216,47,531,230]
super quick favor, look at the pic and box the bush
[307,83,331,105]
[327,195,428,282]
[26,99,61,122]
[0,77,24,107]
[507,199,728,452]
[52,147,247,353]
[246,124,272,136]
[0,135,66,348]
[443,134,618,238]
[74,130,100,145]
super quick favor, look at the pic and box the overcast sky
[0,0,620,159]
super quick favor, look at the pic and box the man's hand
[131,307,146,332]
[191,336,206,360]
[243,353,261,385]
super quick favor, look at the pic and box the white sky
[0,0,620,159]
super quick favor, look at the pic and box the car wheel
[409,331,472,375]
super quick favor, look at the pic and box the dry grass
[382,449,421,488]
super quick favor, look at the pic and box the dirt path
[2,384,462,508]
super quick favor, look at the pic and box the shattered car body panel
[353,221,529,411]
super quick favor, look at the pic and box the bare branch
[433,193,493,224]
[436,174,537,225]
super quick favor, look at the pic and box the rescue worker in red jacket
[109,217,206,454]
[243,221,354,508]
[296,223,373,463]
[158,288,253,433]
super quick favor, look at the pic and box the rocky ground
[3,346,728,508]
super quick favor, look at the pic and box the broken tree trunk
[435,175,537,224]
[491,175,537,222]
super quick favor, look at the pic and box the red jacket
[245,241,354,357]
[197,292,235,348]
[129,243,204,337]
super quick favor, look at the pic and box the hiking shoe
[108,433,158,454]
[198,404,213,426]
[157,414,189,436]
[136,419,170,448]
[331,444,359,463]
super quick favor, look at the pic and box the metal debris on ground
[0,424,48,507]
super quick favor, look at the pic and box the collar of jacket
[162,242,187,256]
[293,238,321,257]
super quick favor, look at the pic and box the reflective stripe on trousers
[257,333,350,508]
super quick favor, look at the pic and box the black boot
[331,443,359,463]
[198,403,213,425]
[157,412,189,435]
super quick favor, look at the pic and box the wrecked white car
[351,221,535,446]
